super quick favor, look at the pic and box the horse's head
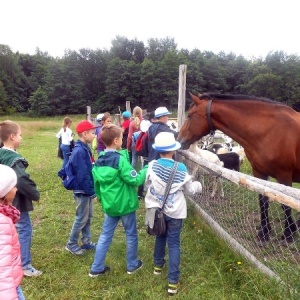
[177,92,211,149]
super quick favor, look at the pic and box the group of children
[0,107,202,298]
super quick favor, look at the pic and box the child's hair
[101,112,112,124]
[132,106,142,129]
[0,120,21,144]
[62,117,72,131]
[101,124,122,147]
[133,106,142,118]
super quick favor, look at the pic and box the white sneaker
[23,265,43,277]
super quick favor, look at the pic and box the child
[144,132,202,295]
[147,107,178,162]
[0,164,25,300]
[56,116,74,168]
[121,111,131,149]
[89,124,147,277]
[0,120,42,277]
[97,113,112,154]
[64,120,98,256]
[127,106,143,167]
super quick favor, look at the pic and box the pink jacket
[0,213,23,300]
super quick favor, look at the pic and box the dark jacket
[0,148,40,212]
[67,140,96,197]
[147,122,179,162]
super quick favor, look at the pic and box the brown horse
[177,92,300,242]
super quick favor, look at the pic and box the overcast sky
[1,0,299,59]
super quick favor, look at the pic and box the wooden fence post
[177,65,187,130]
[86,106,91,121]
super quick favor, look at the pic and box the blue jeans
[15,211,32,268]
[131,142,138,168]
[60,144,71,168]
[67,194,94,246]
[91,211,139,272]
[154,216,183,284]
[17,286,25,300]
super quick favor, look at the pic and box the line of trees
[1,36,300,116]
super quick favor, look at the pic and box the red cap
[76,120,98,133]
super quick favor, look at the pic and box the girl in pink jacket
[0,164,25,300]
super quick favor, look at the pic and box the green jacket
[93,150,147,217]
[0,148,40,212]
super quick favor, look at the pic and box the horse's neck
[211,101,267,149]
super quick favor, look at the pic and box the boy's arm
[119,156,148,186]
[13,162,40,201]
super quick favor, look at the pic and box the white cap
[96,113,104,121]
[154,107,172,118]
[0,165,17,198]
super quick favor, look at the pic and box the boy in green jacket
[89,124,147,277]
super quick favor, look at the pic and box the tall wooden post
[86,106,91,121]
[177,65,187,130]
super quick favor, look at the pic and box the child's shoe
[89,266,111,277]
[167,282,178,296]
[65,244,85,256]
[81,242,96,250]
[127,260,143,274]
[23,264,43,277]
[153,265,164,275]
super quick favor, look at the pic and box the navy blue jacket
[147,122,178,162]
[61,140,96,197]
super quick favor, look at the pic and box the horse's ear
[189,92,202,105]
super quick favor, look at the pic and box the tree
[28,86,50,116]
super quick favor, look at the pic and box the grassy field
[2,115,297,299]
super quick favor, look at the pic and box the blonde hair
[0,120,21,144]
[133,106,142,118]
[132,106,142,129]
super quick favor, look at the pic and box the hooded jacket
[93,150,147,216]
[0,148,40,212]
[0,212,23,300]
[144,158,202,219]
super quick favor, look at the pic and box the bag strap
[161,161,179,209]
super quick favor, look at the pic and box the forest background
[1,36,300,116]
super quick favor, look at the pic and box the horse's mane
[199,93,286,106]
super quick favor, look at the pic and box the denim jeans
[131,142,138,168]
[91,211,139,272]
[17,286,25,300]
[67,194,94,247]
[15,211,32,268]
[154,215,183,284]
[60,144,71,168]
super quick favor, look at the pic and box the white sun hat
[0,165,17,198]
[152,132,181,152]
[154,107,172,118]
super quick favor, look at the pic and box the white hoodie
[144,160,202,219]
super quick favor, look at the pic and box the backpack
[57,160,76,190]
[135,131,149,157]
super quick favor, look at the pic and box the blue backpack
[57,160,76,190]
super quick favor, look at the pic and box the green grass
[3,115,297,299]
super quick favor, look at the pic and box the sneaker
[81,242,96,250]
[23,265,43,277]
[89,266,111,278]
[168,283,178,295]
[127,260,143,275]
[65,244,86,256]
[153,265,164,275]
